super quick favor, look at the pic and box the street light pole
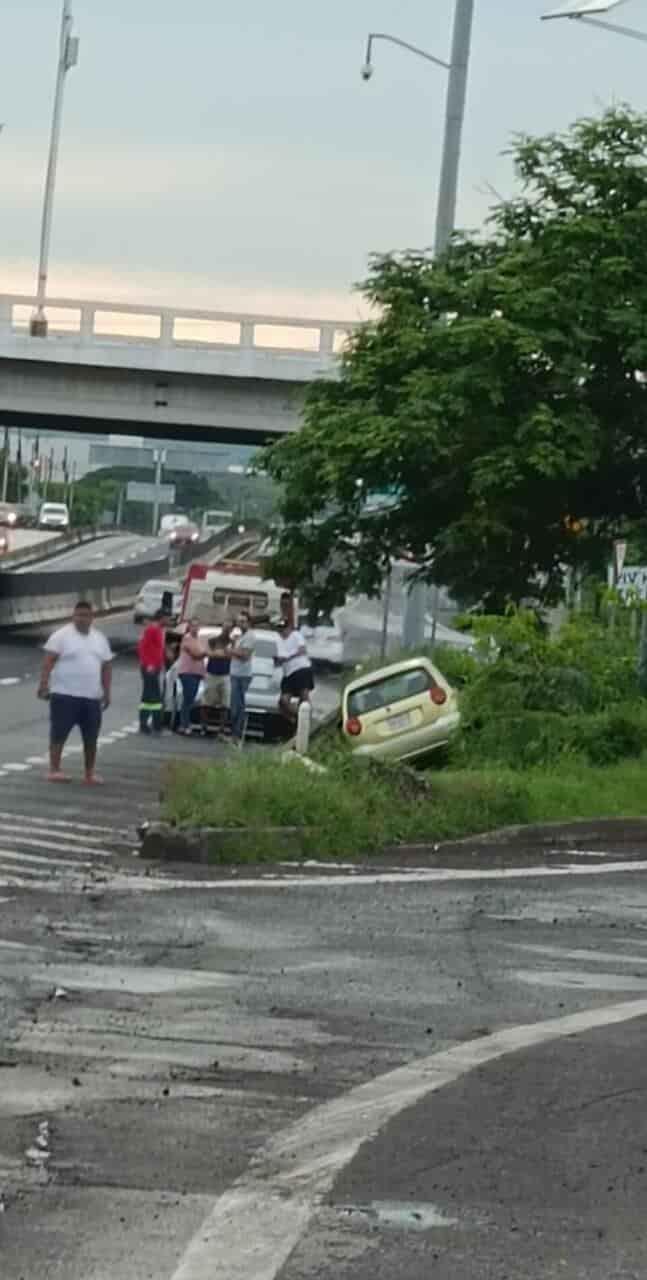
[30,0,79,338]
[364,2,475,650]
[434,0,475,257]
[362,1,475,259]
[1,427,10,503]
[152,449,166,535]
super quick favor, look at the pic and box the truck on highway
[201,509,233,534]
[179,559,288,630]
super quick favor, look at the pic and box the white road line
[2,763,32,772]
[0,862,43,878]
[0,833,112,858]
[170,996,647,1280]
[0,677,21,686]
[0,821,114,848]
[0,849,92,869]
[0,811,130,836]
[140,860,647,893]
[25,757,48,765]
[510,942,647,966]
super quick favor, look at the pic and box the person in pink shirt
[177,620,206,734]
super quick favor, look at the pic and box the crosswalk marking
[0,832,113,858]
[0,811,131,837]
[0,860,43,878]
[2,763,32,772]
[0,821,116,850]
[0,848,91,869]
[0,811,130,878]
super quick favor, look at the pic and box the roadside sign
[617,565,647,600]
[614,540,628,577]
[126,482,175,504]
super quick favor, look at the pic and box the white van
[38,502,70,530]
[159,513,189,537]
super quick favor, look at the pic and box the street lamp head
[361,61,373,81]
[542,0,627,16]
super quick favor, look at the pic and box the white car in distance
[298,611,345,670]
[38,501,70,530]
[134,579,183,624]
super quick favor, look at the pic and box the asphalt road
[2,623,647,1278]
[14,532,166,574]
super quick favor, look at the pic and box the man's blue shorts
[50,693,102,746]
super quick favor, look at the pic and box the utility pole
[151,448,166,534]
[15,430,22,502]
[402,0,474,651]
[31,1,79,337]
[1,426,9,502]
[379,564,393,660]
[68,460,77,514]
[62,444,69,503]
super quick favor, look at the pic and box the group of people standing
[35,600,315,785]
[137,610,256,742]
[137,610,314,744]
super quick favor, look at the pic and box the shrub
[433,644,480,688]
[578,710,647,766]
[453,703,647,770]
[162,753,533,858]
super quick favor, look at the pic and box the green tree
[263,106,647,612]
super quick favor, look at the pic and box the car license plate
[387,712,411,733]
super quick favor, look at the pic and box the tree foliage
[263,107,647,611]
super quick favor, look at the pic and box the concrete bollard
[295,700,312,756]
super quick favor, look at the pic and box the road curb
[139,817,647,870]
[140,821,311,864]
[385,818,647,867]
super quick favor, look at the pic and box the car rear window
[347,667,432,716]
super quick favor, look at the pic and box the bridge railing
[0,293,354,359]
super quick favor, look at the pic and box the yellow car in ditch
[342,656,460,763]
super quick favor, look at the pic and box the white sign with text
[617,565,647,600]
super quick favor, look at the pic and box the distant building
[89,437,254,475]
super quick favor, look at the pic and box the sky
[2,0,647,322]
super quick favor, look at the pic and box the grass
[161,749,647,863]
[524,757,647,824]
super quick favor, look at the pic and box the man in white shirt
[276,619,314,723]
[229,611,256,743]
[38,601,113,784]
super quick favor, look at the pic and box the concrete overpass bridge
[0,293,353,445]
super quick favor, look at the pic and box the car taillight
[430,686,447,706]
[346,717,362,736]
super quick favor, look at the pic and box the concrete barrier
[0,526,115,570]
[0,526,241,627]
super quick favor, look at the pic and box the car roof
[344,655,446,697]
